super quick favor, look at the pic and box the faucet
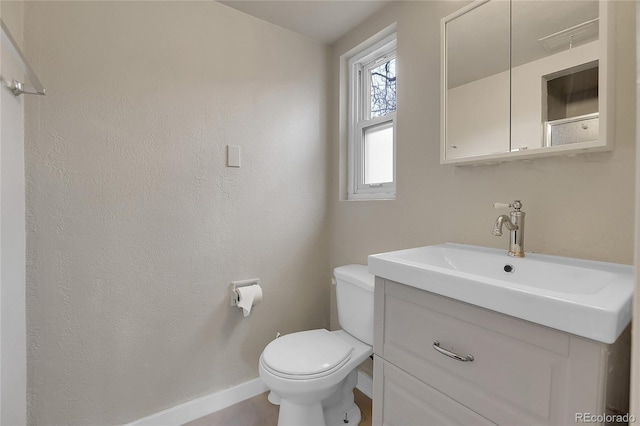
[492,200,525,257]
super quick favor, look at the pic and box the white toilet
[258,264,374,426]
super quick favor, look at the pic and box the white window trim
[348,33,397,201]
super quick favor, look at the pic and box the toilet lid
[262,329,353,377]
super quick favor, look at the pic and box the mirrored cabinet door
[443,0,510,160]
[511,1,600,153]
[441,0,614,165]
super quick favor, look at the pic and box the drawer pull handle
[433,341,474,362]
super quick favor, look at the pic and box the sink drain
[503,264,515,274]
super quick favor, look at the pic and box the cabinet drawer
[379,280,572,425]
[373,356,495,426]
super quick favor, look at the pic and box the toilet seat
[261,329,353,380]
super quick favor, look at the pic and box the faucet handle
[494,200,522,210]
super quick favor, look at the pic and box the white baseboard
[356,370,373,399]
[126,378,268,426]
[127,371,372,426]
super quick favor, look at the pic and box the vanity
[368,244,632,425]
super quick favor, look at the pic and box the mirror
[442,0,612,165]
[444,0,510,160]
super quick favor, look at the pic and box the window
[348,34,397,200]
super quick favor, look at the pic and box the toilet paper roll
[235,284,263,317]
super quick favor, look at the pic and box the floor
[185,389,372,426]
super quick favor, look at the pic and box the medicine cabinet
[441,0,615,165]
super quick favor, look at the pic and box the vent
[538,18,599,52]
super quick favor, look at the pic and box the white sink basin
[368,243,633,344]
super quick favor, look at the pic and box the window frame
[348,34,397,200]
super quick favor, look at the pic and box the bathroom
[0,0,638,424]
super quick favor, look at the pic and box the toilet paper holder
[229,278,260,306]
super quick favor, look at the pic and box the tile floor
[185,389,372,426]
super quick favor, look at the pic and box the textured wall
[329,1,636,315]
[24,2,330,424]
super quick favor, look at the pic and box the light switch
[227,145,241,168]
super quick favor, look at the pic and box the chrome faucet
[492,200,525,257]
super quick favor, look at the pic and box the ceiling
[218,0,392,44]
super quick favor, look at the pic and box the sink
[368,243,633,343]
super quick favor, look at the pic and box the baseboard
[127,370,371,425]
[126,378,268,426]
[356,370,373,399]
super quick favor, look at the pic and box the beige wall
[329,0,636,322]
[24,2,330,424]
[2,1,23,46]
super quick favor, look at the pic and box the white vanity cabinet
[372,278,631,425]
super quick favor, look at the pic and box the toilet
[258,265,374,426]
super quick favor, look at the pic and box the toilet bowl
[258,265,374,426]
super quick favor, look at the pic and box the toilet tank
[334,265,375,346]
